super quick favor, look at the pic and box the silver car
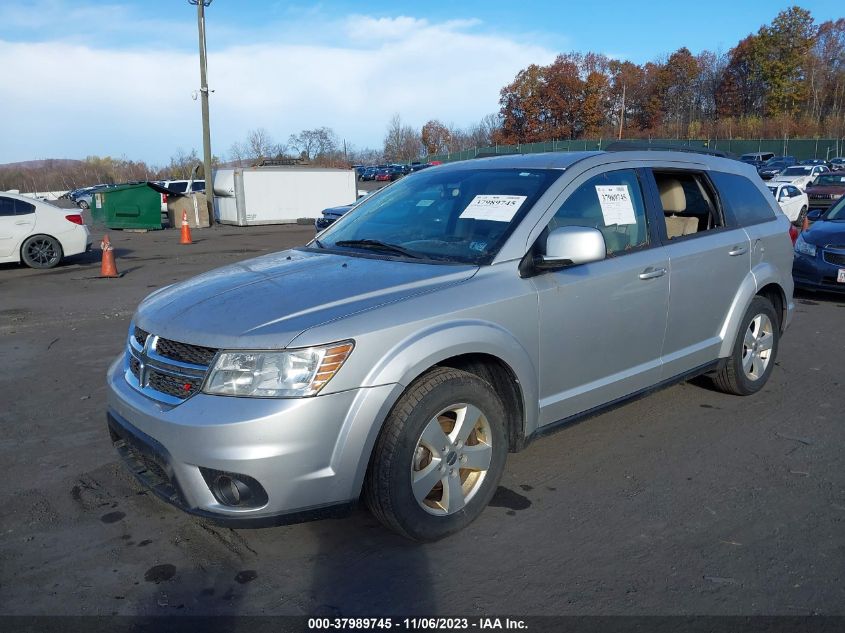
[107,150,794,541]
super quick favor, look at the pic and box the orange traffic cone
[179,209,193,245]
[801,214,810,232]
[100,234,120,278]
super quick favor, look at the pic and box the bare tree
[287,127,339,162]
[383,114,422,163]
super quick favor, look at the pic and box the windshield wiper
[312,238,325,248]
[334,239,422,258]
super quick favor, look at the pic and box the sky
[0,0,840,166]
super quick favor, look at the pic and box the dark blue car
[793,199,845,293]
[314,191,375,231]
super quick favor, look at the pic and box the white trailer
[212,166,357,226]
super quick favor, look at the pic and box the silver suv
[107,150,794,541]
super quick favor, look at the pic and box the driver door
[531,168,670,426]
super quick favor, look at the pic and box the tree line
[4,6,842,193]
[493,7,845,144]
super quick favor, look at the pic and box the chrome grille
[134,327,149,347]
[124,327,217,405]
[155,338,217,366]
[148,371,204,399]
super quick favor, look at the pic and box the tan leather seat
[658,179,698,239]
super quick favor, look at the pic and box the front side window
[547,169,649,256]
[314,168,560,264]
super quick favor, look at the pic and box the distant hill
[0,159,85,169]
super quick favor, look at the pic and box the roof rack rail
[604,141,736,159]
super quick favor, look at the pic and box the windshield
[782,167,811,176]
[827,198,845,220]
[813,174,845,187]
[312,167,560,264]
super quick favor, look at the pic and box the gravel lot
[0,223,843,616]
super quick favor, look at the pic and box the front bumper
[106,355,402,525]
[793,250,845,293]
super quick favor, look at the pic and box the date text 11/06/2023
[307,617,528,630]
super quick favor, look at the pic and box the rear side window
[0,197,33,216]
[710,172,777,226]
[15,199,35,215]
[168,182,188,193]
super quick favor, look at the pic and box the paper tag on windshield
[459,195,527,222]
[595,185,636,225]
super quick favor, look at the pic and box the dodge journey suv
[107,150,794,541]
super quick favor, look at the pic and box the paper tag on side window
[595,185,636,225]
[459,195,527,222]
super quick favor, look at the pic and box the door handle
[15,220,29,225]
[729,245,747,256]
[639,267,667,280]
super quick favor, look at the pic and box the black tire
[78,200,89,210]
[21,234,63,269]
[795,205,808,226]
[364,367,508,541]
[713,296,779,396]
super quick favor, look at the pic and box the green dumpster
[91,183,162,230]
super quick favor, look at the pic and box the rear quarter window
[710,172,777,227]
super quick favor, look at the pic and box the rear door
[642,168,751,379]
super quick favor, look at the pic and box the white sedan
[766,182,808,223]
[0,192,92,268]
[770,164,829,190]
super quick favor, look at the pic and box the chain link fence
[428,138,845,164]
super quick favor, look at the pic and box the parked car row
[357,163,435,181]
[741,153,845,182]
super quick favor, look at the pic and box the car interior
[653,171,722,239]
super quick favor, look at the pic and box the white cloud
[0,14,556,164]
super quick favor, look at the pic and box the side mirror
[536,226,606,270]
[806,209,823,221]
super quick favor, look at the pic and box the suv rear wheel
[364,367,507,541]
[713,296,779,395]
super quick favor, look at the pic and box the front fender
[362,319,538,423]
[337,320,539,497]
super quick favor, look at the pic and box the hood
[135,249,477,349]
[806,184,845,194]
[772,174,810,184]
[803,219,845,246]
[322,204,353,217]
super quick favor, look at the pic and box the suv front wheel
[364,367,507,541]
[713,296,780,396]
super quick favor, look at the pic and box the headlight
[204,341,354,397]
[795,235,816,257]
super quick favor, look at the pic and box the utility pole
[618,83,626,140]
[190,0,215,225]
